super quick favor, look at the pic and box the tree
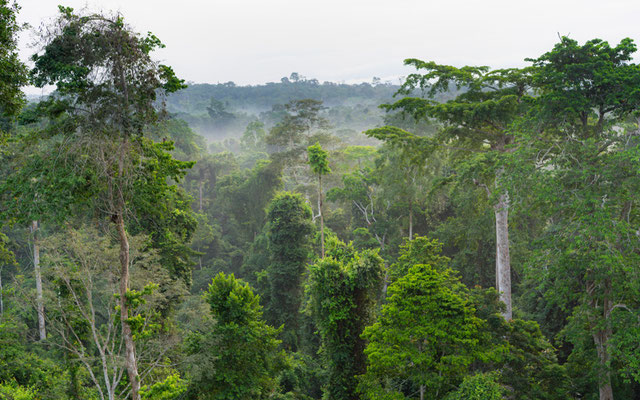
[308,237,384,400]
[444,373,505,400]
[511,37,640,400]
[327,166,398,256]
[0,314,70,398]
[206,97,235,128]
[0,0,27,335]
[42,227,184,400]
[264,192,314,350]
[184,272,285,399]
[367,62,533,319]
[468,287,571,400]
[241,120,266,152]
[0,0,28,125]
[373,144,433,241]
[30,7,188,399]
[307,142,331,257]
[387,236,450,282]
[360,263,480,400]
[266,99,331,189]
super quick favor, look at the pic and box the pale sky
[17,0,640,93]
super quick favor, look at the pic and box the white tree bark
[494,194,512,320]
[408,198,413,239]
[32,220,46,341]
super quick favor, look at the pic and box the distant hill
[165,79,401,142]
[166,79,399,114]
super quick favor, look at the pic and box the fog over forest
[2,1,640,400]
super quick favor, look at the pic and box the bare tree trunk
[319,174,325,258]
[32,220,46,341]
[408,198,413,239]
[593,328,614,400]
[116,213,140,400]
[379,241,390,301]
[494,194,512,320]
[420,385,425,400]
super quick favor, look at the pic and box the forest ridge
[1,2,640,400]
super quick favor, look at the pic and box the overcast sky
[17,0,640,93]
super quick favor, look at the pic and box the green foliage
[0,319,70,399]
[508,36,640,396]
[360,261,480,399]
[308,237,384,400]
[0,134,97,225]
[185,273,286,399]
[205,272,262,325]
[129,138,198,285]
[0,381,36,400]
[327,165,400,256]
[444,373,505,400]
[307,142,331,176]
[0,0,29,122]
[3,20,640,400]
[218,159,283,244]
[39,226,184,398]
[151,118,207,161]
[388,236,449,281]
[526,36,640,130]
[266,99,330,166]
[141,373,187,400]
[469,287,571,399]
[241,120,267,151]
[28,7,197,292]
[166,78,397,117]
[265,191,314,350]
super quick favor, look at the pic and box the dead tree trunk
[408,198,413,239]
[32,220,46,341]
[494,193,512,320]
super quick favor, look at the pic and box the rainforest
[1,1,640,400]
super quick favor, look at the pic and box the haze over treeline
[2,2,640,400]
[164,76,401,141]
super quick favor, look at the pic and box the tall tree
[360,264,480,400]
[308,237,384,400]
[42,227,182,400]
[30,7,188,399]
[184,272,285,399]
[264,192,313,350]
[0,0,28,125]
[266,99,331,188]
[367,63,533,319]
[359,236,486,400]
[0,0,39,341]
[307,142,331,258]
[513,37,640,400]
